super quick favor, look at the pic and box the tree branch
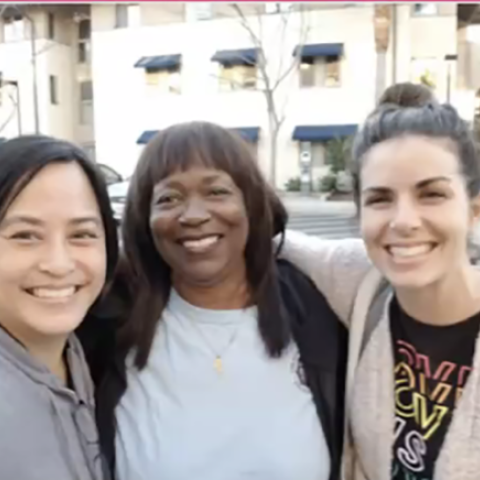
[0,89,18,135]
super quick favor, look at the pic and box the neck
[174,269,250,310]
[1,324,68,383]
[395,263,480,326]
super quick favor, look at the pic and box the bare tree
[0,87,19,135]
[373,5,392,102]
[227,4,309,187]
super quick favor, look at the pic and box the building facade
[0,3,470,189]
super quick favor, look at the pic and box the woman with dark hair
[280,84,480,479]
[0,135,117,480]
[96,121,347,480]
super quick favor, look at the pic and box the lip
[23,285,82,302]
[176,233,224,243]
[384,242,437,248]
[384,242,438,263]
[177,234,222,254]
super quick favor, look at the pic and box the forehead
[4,162,101,218]
[361,135,462,189]
[154,166,236,189]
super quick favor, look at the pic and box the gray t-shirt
[0,328,106,480]
[116,289,330,480]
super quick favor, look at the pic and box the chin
[383,268,442,291]
[26,311,87,338]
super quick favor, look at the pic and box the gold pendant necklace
[187,319,241,374]
[214,356,223,374]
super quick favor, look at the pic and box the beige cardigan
[280,231,480,480]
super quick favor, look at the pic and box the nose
[38,239,76,277]
[179,197,211,227]
[390,197,422,233]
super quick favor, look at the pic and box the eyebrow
[0,215,102,229]
[362,176,452,194]
[155,174,231,191]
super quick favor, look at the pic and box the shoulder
[278,231,372,325]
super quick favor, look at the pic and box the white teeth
[182,236,219,252]
[30,287,76,299]
[389,244,432,258]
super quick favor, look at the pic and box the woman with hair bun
[280,83,480,480]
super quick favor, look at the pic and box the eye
[364,195,390,206]
[71,230,100,241]
[208,187,231,197]
[156,193,180,205]
[422,190,446,200]
[10,231,41,242]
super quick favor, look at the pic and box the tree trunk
[375,51,387,102]
[373,5,392,103]
[269,122,278,188]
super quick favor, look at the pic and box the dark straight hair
[119,121,289,369]
[0,134,119,305]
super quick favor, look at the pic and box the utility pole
[22,9,40,133]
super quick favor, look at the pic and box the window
[219,65,257,91]
[49,75,58,105]
[186,3,212,21]
[299,56,341,88]
[78,19,91,63]
[3,15,24,42]
[413,4,438,16]
[115,4,141,28]
[47,12,55,40]
[145,68,181,94]
[79,80,93,125]
[115,5,128,28]
[265,3,293,14]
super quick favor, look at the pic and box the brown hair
[377,82,436,108]
[119,121,289,368]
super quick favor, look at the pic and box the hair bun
[377,82,437,108]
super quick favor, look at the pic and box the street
[283,197,359,239]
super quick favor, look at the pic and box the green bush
[325,136,353,174]
[285,176,301,192]
[319,173,337,193]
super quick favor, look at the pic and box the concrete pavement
[283,198,359,239]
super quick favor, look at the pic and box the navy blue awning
[134,54,181,70]
[211,48,258,66]
[231,127,260,142]
[293,43,344,58]
[137,127,260,145]
[136,130,158,145]
[292,124,357,142]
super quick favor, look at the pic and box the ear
[469,194,480,228]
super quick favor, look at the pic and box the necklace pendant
[214,356,223,374]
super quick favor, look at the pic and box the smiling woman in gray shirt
[0,135,118,480]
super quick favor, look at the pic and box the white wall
[0,33,75,140]
[386,4,458,103]
[91,4,379,186]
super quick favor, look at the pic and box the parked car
[97,164,123,186]
[108,180,129,224]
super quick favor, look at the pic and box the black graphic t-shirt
[390,298,480,480]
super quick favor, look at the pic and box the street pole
[24,11,40,134]
[446,62,451,104]
[13,82,22,135]
[444,54,457,105]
